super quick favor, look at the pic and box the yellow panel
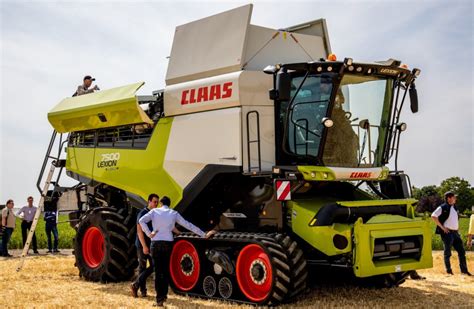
[48,82,152,133]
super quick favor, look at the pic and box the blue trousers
[440,231,468,273]
[132,246,154,294]
[1,227,14,256]
[45,222,59,251]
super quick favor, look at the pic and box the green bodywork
[297,165,390,181]
[288,198,432,277]
[66,117,184,207]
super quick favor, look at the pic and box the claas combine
[41,4,432,305]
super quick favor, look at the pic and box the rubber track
[73,207,136,282]
[172,232,293,306]
[274,234,308,300]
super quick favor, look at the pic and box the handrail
[36,130,58,194]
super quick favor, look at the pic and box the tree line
[412,177,474,214]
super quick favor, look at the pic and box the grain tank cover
[48,82,152,133]
[165,4,330,85]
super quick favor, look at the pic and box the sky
[0,0,473,205]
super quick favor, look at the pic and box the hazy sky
[1,0,472,205]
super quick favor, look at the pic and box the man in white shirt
[16,196,39,254]
[432,191,471,276]
[139,196,212,306]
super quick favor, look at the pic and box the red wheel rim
[82,226,105,268]
[236,244,273,302]
[170,240,200,291]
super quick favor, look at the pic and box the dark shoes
[53,249,60,253]
[410,271,426,280]
[447,270,454,275]
[47,250,53,254]
[2,253,13,257]
[461,271,472,276]
[130,283,138,298]
[154,301,164,307]
[33,250,39,254]
[140,290,147,297]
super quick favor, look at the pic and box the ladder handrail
[36,130,58,194]
[246,110,262,172]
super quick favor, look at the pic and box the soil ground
[1,251,473,308]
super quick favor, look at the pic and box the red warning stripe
[276,180,291,201]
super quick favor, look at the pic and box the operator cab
[267,57,420,170]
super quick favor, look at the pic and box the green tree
[438,177,474,213]
[413,185,442,213]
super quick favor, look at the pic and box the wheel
[218,277,233,299]
[170,240,200,291]
[73,207,135,282]
[202,275,217,297]
[274,234,308,298]
[236,244,274,303]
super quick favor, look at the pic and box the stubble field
[1,251,473,308]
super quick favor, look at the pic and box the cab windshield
[323,75,393,167]
[282,73,393,167]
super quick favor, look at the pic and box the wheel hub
[82,226,105,269]
[180,253,194,276]
[249,259,267,285]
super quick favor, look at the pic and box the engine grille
[373,236,422,261]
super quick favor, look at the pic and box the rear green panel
[288,198,432,277]
[353,217,432,277]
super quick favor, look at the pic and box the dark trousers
[45,222,59,251]
[21,221,37,251]
[133,246,154,293]
[1,228,14,256]
[440,231,468,273]
[151,241,173,303]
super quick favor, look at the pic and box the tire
[274,234,308,299]
[73,207,135,282]
[235,240,290,305]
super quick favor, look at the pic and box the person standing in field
[44,207,60,253]
[130,193,159,298]
[1,200,16,257]
[139,196,213,307]
[432,191,471,276]
[16,196,39,254]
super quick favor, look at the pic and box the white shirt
[432,205,459,230]
[139,205,205,241]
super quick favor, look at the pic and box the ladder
[17,130,66,271]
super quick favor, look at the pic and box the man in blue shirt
[130,193,159,297]
[139,196,210,307]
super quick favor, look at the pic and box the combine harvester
[36,4,431,305]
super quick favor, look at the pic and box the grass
[6,215,76,249]
[4,216,471,250]
[0,251,472,308]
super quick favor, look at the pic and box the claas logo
[181,82,233,105]
[349,172,372,178]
